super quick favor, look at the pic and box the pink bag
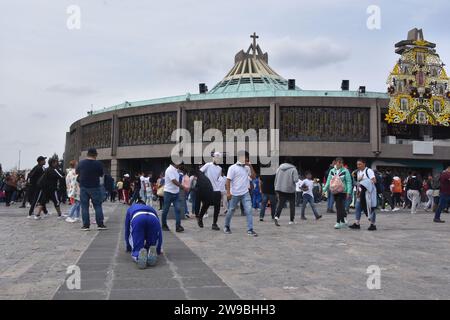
[330,172,345,194]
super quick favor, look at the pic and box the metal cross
[250,32,259,56]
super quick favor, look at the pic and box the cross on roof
[250,32,259,56]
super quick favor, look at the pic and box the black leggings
[334,193,347,223]
[196,191,221,225]
[275,192,296,222]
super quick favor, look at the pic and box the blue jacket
[124,204,162,254]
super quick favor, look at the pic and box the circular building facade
[65,31,450,180]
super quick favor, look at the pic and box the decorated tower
[385,28,450,126]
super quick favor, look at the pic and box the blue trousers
[434,193,450,220]
[327,191,335,210]
[225,192,253,231]
[161,191,181,227]
[80,187,104,227]
[129,214,161,259]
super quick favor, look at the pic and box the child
[124,201,163,269]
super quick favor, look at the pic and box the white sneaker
[380,209,386,212]
[204,214,209,218]
[392,208,400,212]
[27,215,32,219]
[34,215,41,220]
[61,214,69,218]
[288,221,297,225]
[65,217,75,223]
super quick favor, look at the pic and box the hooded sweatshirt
[274,163,299,194]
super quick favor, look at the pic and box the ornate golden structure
[385,28,450,126]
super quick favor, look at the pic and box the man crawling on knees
[125,200,163,269]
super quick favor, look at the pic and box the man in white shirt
[161,162,186,233]
[349,159,377,231]
[198,152,223,230]
[224,151,258,236]
[300,172,322,220]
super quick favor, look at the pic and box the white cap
[213,152,222,158]
[124,174,130,178]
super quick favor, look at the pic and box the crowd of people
[1,151,450,233]
[1,149,450,268]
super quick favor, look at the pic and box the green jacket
[323,167,352,195]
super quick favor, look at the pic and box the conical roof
[208,33,300,94]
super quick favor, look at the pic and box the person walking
[406,173,422,214]
[323,157,352,229]
[300,171,322,220]
[274,157,299,226]
[392,175,403,209]
[325,160,336,213]
[224,151,258,236]
[27,156,47,217]
[76,148,107,231]
[424,174,434,211]
[65,160,81,223]
[349,159,378,231]
[198,152,223,230]
[433,165,450,223]
[161,161,185,233]
[4,173,17,207]
[35,157,65,219]
[218,172,228,215]
[259,166,277,222]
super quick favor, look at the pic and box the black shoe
[259,218,264,222]
[274,218,280,227]
[224,226,232,234]
[19,205,25,208]
[212,224,220,231]
[197,218,204,228]
[81,226,90,231]
[162,224,170,231]
[316,215,322,220]
[301,216,307,220]
[433,219,445,223]
[349,223,360,230]
[97,224,108,230]
[176,225,184,233]
[247,230,258,237]
[368,224,377,231]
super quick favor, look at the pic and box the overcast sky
[0,0,449,171]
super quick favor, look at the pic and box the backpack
[37,169,49,189]
[330,170,345,194]
[196,171,214,195]
[373,170,384,194]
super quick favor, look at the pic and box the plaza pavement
[0,201,449,299]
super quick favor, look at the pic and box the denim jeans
[259,193,277,219]
[327,190,335,210]
[355,198,376,224]
[225,192,253,231]
[434,193,450,220]
[69,200,81,219]
[301,194,320,218]
[80,187,104,227]
[161,191,181,227]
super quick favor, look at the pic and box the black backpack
[195,171,214,195]
[37,169,49,189]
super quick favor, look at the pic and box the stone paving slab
[173,204,450,300]
[52,203,239,300]
[0,202,116,300]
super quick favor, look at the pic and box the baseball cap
[87,148,98,156]
[124,174,130,178]
[37,156,47,162]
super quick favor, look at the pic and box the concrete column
[111,158,119,182]
[111,114,119,157]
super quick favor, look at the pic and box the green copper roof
[92,90,389,115]
[208,33,300,93]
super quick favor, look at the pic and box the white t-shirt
[200,162,222,192]
[142,177,151,192]
[357,167,375,182]
[164,165,180,194]
[218,176,226,193]
[296,179,303,192]
[300,179,314,197]
[140,176,146,190]
[227,163,251,196]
